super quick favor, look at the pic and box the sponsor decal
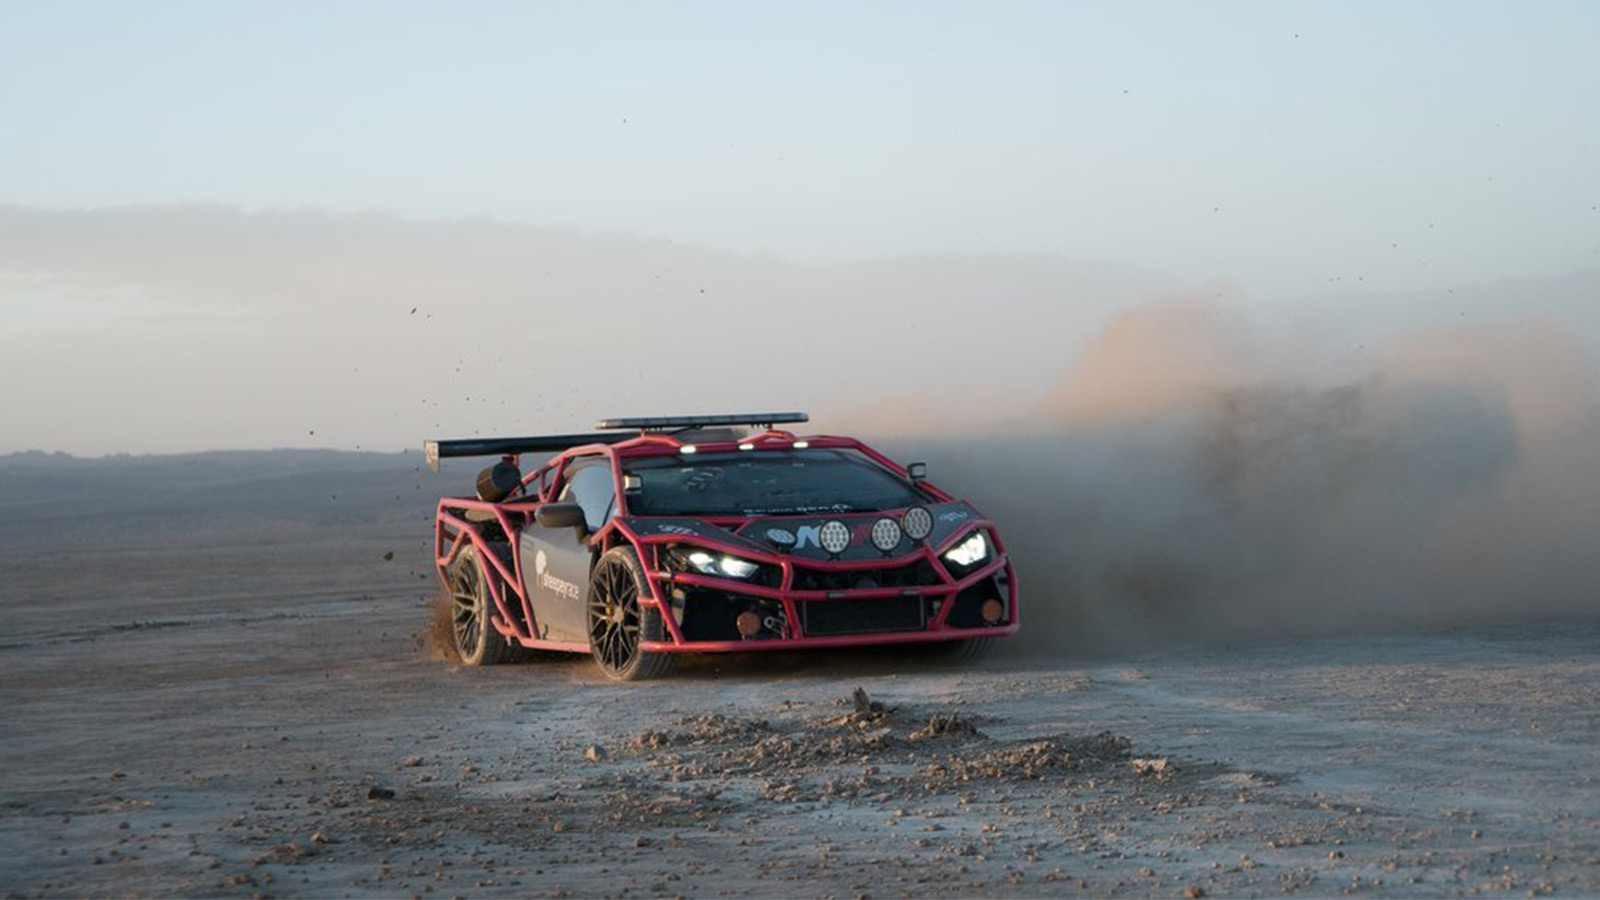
[938,509,970,523]
[541,571,581,602]
[792,524,822,550]
[743,503,852,516]
[765,527,796,545]
[656,523,697,535]
[533,548,581,601]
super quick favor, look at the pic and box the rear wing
[424,433,629,472]
[426,412,809,471]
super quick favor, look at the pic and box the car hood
[618,502,984,563]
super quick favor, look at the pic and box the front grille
[790,560,941,592]
[800,598,926,636]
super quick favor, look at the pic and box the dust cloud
[868,296,1600,654]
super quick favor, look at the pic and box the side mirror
[907,462,927,482]
[535,502,587,529]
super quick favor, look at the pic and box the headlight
[673,548,762,580]
[943,531,989,568]
[716,556,760,579]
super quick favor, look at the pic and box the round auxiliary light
[981,598,1005,625]
[870,517,902,554]
[901,506,934,542]
[819,519,852,556]
[765,527,797,548]
[735,610,763,638]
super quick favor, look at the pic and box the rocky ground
[2,453,1598,897]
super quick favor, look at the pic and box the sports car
[428,413,1018,680]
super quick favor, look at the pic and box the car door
[519,457,617,644]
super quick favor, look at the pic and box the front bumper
[631,531,1020,652]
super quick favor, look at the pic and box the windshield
[622,449,926,517]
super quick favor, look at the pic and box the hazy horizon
[3,2,1597,454]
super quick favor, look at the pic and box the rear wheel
[448,546,525,666]
[587,547,677,681]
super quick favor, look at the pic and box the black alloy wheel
[586,547,676,681]
[450,553,485,660]
[447,546,523,666]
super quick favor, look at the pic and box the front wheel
[915,636,995,662]
[587,547,677,681]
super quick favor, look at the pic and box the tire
[919,636,995,662]
[587,546,677,681]
[448,545,525,666]
[951,637,996,661]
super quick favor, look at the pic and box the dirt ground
[3,453,1599,898]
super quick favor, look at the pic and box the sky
[2,1,1598,453]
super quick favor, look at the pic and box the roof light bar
[595,412,809,431]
